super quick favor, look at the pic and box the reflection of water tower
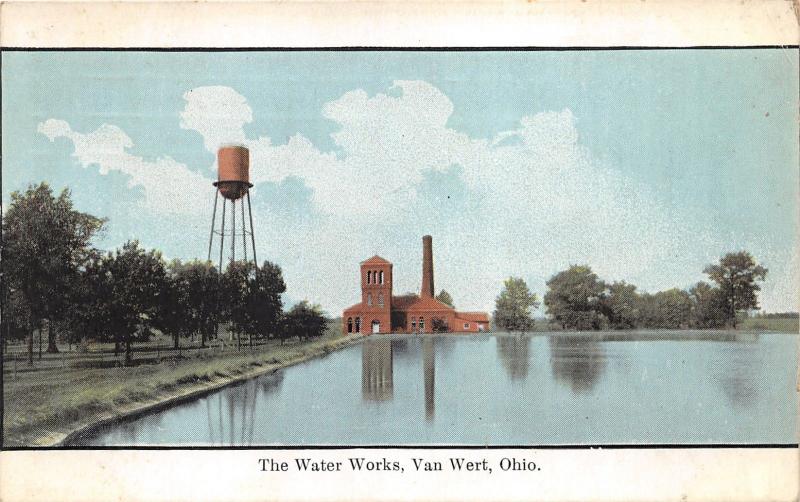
[207,145,257,270]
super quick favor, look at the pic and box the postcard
[0,2,798,501]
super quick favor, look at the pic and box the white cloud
[38,119,210,216]
[179,86,253,153]
[39,81,799,314]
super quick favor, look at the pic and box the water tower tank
[214,145,252,200]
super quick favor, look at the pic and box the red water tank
[214,145,251,200]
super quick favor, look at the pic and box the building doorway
[372,320,381,334]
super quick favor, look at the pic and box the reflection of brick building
[343,236,489,334]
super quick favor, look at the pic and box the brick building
[343,236,490,334]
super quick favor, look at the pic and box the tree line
[494,252,768,331]
[3,183,328,366]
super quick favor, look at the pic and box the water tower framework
[207,145,258,271]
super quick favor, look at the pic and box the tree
[246,261,286,343]
[3,183,105,363]
[179,260,220,348]
[639,288,692,329]
[104,241,167,365]
[222,261,254,349]
[436,290,454,308]
[601,281,640,329]
[431,317,449,332]
[544,265,606,330]
[703,251,768,328]
[61,251,113,345]
[493,277,539,332]
[158,260,193,349]
[283,301,327,341]
[688,281,728,328]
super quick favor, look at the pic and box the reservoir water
[72,331,798,446]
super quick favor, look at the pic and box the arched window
[347,317,353,333]
[378,293,384,307]
[419,317,425,332]
[379,270,384,284]
[355,317,361,333]
[367,271,372,284]
[367,293,373,306]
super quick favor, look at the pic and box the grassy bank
[739,317,799,333]
[2,329,363,447]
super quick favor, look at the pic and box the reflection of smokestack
[424,338,435,421]
[421,235,434,298]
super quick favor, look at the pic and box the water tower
[207,145,258,271]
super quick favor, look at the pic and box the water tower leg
[241,195,248,263]
[219,198,227,272]
[207,189,220,262]
[231,198,236,263]
[246,191,257,270]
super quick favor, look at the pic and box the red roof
[342,301,365,313]
[455,312,490,323]
[392,295,454,312]
[361,255,392,265]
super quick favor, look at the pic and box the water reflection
[496,335,531,380]
[210,372,283,445]
[423,338,435,421]
[362,338,394,401]
[714,336,762,410]
[548,336,607,393]
[361,337,437,420]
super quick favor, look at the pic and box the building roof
[342,301,368,314]
[361,255,392,265]
[392,294,454,312]
[455,312,490,322]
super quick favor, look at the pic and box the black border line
[3,444,798,451]
[1,45,798,452]
[0,45,799,52]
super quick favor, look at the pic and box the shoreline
[6,333,365,448]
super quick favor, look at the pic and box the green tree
[544,265,606,330]
[435,290,454,308]
[703,251,768,328]
[159,260,193,349]
[2,183,105,363]
[246,261,286,343]
[640,288,693,329]
[431,317,449,332]
[222,261,254,350]
[104,241,167,365]
[493,277,539,332]
[602,281,641,329]
[179,260,220,348]
[62,251,113,344]
[688,281,728,328]
[283,301,327,342]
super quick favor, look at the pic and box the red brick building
[343,236,490,334]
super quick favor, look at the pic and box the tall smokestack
[421,235,434,298]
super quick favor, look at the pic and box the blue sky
[3,50,798,314]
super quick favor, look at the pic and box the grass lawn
[2,325,361,447]
[740,317,799,333]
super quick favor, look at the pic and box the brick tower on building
[354,255,393,334]
[343,235,489,334]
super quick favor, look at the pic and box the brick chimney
[421,235,434,298]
